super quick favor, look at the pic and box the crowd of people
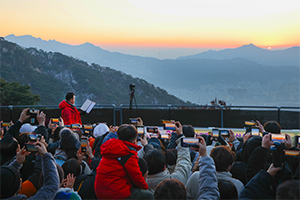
[0,93,299,200]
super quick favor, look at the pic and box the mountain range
[4,34,300,107]
[0,38,186,105]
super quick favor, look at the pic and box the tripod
[129,84,138,117]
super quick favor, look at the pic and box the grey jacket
[198,156,220,200]
[5,153,60,200]
[186,156,220,200]
[216,171,244,197]
[146,136,192,190]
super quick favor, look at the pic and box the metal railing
[119,104,300,127]
[1,104,300,128]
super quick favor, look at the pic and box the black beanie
[0,165,21,198]
[138,158,148,176]
[60,128,80,150]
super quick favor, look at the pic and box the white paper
[81,99,96,113]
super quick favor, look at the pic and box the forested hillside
[0,38,186,105]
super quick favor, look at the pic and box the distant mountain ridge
[177,43,299,67]
[3,34,300,107]
[0,38,186,105]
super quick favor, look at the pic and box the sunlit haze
[0,0,299,59]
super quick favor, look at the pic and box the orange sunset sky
[0,0,299,58]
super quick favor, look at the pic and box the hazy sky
[1,0,299,59]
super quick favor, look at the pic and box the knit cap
[0,165,21,198]
[60,128,81,150]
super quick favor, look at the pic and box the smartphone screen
[1,122,11,127]
[28,134,37,142]
[284,150,300,157]
[212,129,219,137]
[251,128,260,136]
[137,125,144,134]
[81,138,88,152]
[51,118,60,124]
[161,134,170,139]
[129,118,138,124]
[161,119,172,124]
[147,127,158,133]
[245,121,256,126]
[271,134,285,143]
[181,138,199,147]
[164,123,176,130]
[298,137,300,144]
[71,124,81,129]
[84,125,93,130]
[219,130,229,136]
[25,143,38,152]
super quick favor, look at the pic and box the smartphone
[284,150,300,157]
[80,138,88,152]
[181,138,200,148]
[161,134,170,139]
[129,118,138,124]
[164,123,176,131]
[161,119,172,124]
[212,129,219,138]
[147,127,158,133]
[71,124,81,129]
[245,121,256,126]
[25,143,38,152]
[51,118,60,124]
[83,125,93,130]
[28,134,37,142]
[219,130,229,136]
[28,109,39,116]
[1,122,11,127]
[136,125,144,136]
[271,134,285,143]
[251,128,260,136]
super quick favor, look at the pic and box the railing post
[220,105,224,128]
[120,105,123,125]
[167,104,171,119]
[112,105,116,126]
[8,105,13,121]
[277,106,281,124]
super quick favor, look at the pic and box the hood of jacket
[100,138,141,159]
[59,100,74,110]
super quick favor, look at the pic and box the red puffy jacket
[58,100,82,125]
[94,138,148,199]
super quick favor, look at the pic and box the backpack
[74,171,97,200]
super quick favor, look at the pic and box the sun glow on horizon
[1,0,299,54]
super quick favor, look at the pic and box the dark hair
[16,133,29,148]
[0,135,18,165]
[62,158,81,179]
[276,180,300,199]
[64,148,78,160]
[53,127,61,143]
[182,125,195,138]
[56,164,65,184]
[117,124,137,142]
[154,179,187,199]
[218,179,238,200]
[65,92,75,101]
[210,146,235,172]
[166,149,177,166]
[144,149,166,175]
[264,121,281,134]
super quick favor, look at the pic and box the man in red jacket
[58,92,82,125]
[94,124,149,199]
